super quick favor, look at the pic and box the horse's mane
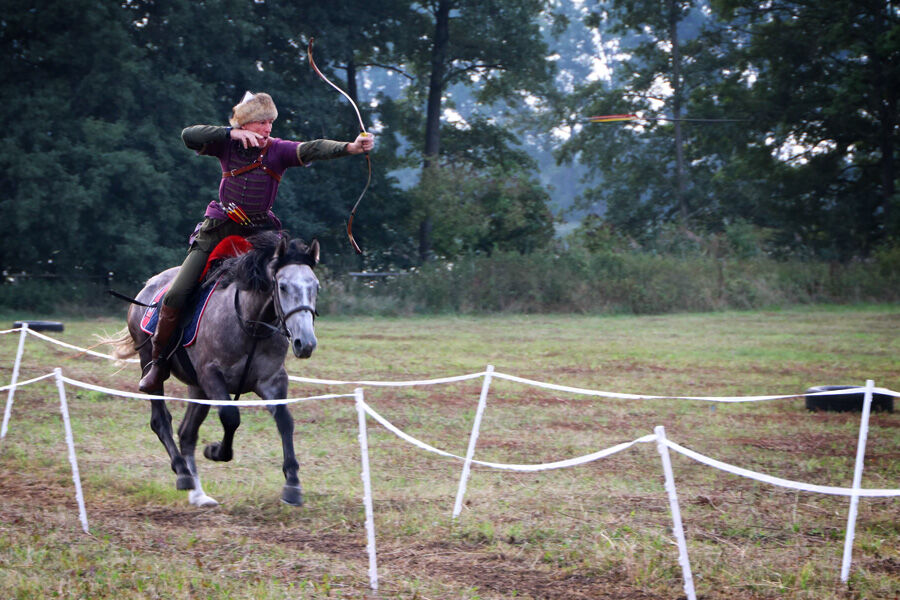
[205,231,315,292]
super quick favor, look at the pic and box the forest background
[2,0,898,314]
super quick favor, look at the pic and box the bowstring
[308,38,369,254]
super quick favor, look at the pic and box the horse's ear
[274,236,289,259]
[308,239,320,266]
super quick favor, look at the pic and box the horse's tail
[95,327,138,360]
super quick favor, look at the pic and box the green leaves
[412,163,554,257]
[561,0,898,259]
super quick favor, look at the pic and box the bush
[4,249,897,316]
[0,277,122,316]
[318,249,898,315]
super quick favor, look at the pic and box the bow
[308,37,370,255]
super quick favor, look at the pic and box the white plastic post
[452,364,494,519]
[1,323,29,439]
[355,388,378,592]
[54,368,89,534]
[654,425,697,600]
[841,380,874,582]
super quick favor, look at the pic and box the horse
[107,231,320,507]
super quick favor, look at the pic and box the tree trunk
[419,0,451,262]
[874,38,896,239]
[424,0,450,163]
[668,0,687,225]
[345,56,358,109]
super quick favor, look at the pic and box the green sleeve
[296,139,351,164]
[182,125,230,152]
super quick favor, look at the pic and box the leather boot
[139,304,181,393]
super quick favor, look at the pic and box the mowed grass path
[0,306,897,599]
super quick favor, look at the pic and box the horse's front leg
[149,399,194,491]
[197,367,240,463]
[178,389,218,507]
[259,371,302,506]
[203,405,240,462]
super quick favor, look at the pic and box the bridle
[234,264,317,341]
[271,268,318,338]
[226,262,317,403]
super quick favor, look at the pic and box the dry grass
[0,306,898,599]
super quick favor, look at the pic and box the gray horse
[109,231,319,507]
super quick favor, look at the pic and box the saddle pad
[140,279,220,347]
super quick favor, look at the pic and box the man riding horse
[140,91,375,393]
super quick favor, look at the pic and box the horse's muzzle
[292,336,316,359]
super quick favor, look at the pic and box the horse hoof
[203,442,233,462]
[281,485,303,506]
[176,475,195,490]
[189,490,219,508]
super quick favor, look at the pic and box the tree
[557,0,730,244]
[384,0,555,260]
[2,0,562,294]
[411,162,555,257]
[561,0,899,259]
[0,0,194,282]
[0,0,415,284]
[709,0,900,257]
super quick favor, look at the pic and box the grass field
[0,306,898,599]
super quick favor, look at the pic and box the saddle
[139,280,219,347]
[140,235,253,347]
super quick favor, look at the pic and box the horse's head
[268,237,320,358]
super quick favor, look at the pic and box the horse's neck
[236,287,272,323]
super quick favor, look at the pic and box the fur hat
[229,91,278,128]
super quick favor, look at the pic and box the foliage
[5,230,897,316]
[314,246,899,316]
[559,0,899,260]
[3,0,898,305]
[379,0,555,258]
[700,0,900,259]
[1,0,557,285]
[409,163,555,258]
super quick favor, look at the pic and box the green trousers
[162,218,264,310]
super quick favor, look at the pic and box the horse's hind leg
[149,399,194,490]
[268,404,302,506]
[178,389,218,507]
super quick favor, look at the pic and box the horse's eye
[279,283,288,293]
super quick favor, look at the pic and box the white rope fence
[2,326,899,598]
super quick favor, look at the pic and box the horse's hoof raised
[203,442,233,462]
[176,474,195,490]
[281,485,303,506]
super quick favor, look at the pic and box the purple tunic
[199,136,302,228]
[182,126,352,241]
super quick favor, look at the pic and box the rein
[230,268,316,403]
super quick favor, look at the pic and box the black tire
[805,385,894,413]
[13,320,65,332]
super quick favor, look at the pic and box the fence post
[840,380,874,583]
[654,425,696,600]
[355,388,379,592]
[453,364,494,519]
[1,323,29,440]
[54,368,89,534]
